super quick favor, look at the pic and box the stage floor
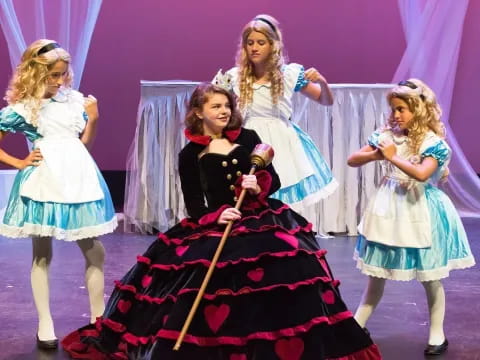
[0,219,478,360]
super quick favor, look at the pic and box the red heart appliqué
[247,267,264,282]
[274,231,299,248]
[176,245,189,256]
[117,299,132,314]
[321,289,336,305]
[274,337,304,360]
[204,304,230,333]
[141,275,152,288]
[230,354,247,360]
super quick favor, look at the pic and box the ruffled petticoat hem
[354,252,476,281]
[291,178,339,209]
[272,177,339,211]
[61,327,382,360]
[0,216,118,241]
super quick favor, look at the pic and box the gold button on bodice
[229,185,235,191]
[222,161,228,167]
[236,171,242,177]
[232,159,238,165]
[233,196,238,201]
[226,174,232,180]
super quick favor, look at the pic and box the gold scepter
[173,143,274,350]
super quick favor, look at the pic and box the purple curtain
[394,0,480,217]
[0,0,102,89]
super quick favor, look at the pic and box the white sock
[422,280,446,345]
[31,237,57,341]
[77,238,106,323]
[354,277,386,328]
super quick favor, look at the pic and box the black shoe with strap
[424,338,448,356]
[36,334,59,350]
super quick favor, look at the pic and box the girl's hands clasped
[378,139,397,161]
[371,148,385,161]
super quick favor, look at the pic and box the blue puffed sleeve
[367,130,382,148]
[0,106,24,133]
[0,106,41,142]
[421,140,450,166]
[293,65,309,92]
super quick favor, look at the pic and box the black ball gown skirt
[62,199,381,360]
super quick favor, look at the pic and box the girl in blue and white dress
[348,79,475,356]
[0,39,117,349]
[214,14,337,215]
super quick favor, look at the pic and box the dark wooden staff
[173,144,274,350]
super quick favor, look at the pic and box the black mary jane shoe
[424,339,448,356]
[36,334,59,350]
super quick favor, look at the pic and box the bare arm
[0,131,43,169]
[347,144,384,167]
[378,140,438,181]
[80,95,99,149]
[300,67,334,105]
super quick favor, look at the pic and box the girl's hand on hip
[20,148,43,169]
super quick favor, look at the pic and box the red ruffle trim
[62,326,382,360]
[180,218,200,229]
[137,248,327,270]
[157,220,312,247]
[160,203,306,244]
[62,329,131,360]
[198,204,230,226]
[97,310,353,347]
[114,273,340,304]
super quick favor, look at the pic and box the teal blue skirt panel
[354,185,475,281]
[0,166,117,241]
[271,123,338,205]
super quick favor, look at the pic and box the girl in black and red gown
[62,83,381,360]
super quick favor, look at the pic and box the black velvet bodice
[178,128,281,219]
[198,146,252,210]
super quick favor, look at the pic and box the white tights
[354,276,445,345]
[31,237,105,341]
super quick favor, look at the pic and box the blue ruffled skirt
[354,184,475,281]
[270,123,338,205]
[0,165,117,241]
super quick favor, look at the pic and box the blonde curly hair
[5,39,73,127]
[386,78,445,156]
[236,14,285,110]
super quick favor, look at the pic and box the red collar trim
[184,128,241,145]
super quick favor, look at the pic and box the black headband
[398,80,425,100]
[398,80,417,89]
[254,17,277,34]
[37,42,61,56]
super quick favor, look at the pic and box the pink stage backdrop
[0,0,478,172]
